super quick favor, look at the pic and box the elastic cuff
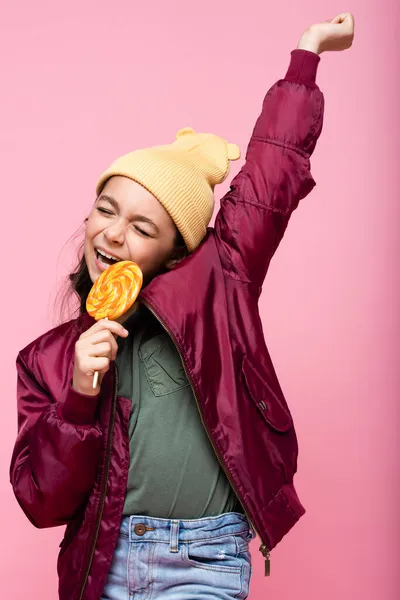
[285,49,321,86]
[58,382,100,425]
[259,482,306,550]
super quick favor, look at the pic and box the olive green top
[115,303,244,519]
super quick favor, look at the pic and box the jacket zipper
[78,365,119,600]
[140,298,271,576]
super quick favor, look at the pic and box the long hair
[55,219,187,325]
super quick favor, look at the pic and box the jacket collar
[76,228,213,329]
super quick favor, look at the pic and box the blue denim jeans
[100,511,256,599]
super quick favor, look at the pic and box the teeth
[97,249,119,262]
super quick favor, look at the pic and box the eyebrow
[97,194,160,233]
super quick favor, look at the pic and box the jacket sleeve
[214,49,325,288]
[9,351,103,528]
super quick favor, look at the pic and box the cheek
[127,238,169,273]
[84,217,98,256]
[85,213,103,244]
[86,211,98,232]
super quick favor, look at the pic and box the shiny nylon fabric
[9,49,324,599]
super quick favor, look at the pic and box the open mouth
[95,248,122,268]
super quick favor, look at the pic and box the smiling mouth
[95,248,122,267]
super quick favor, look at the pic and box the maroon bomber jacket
[10,49,324,599]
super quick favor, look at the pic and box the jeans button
[134,523,147,536]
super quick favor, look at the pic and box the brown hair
[55,219,187,325]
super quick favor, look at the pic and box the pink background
[1,1,398,598]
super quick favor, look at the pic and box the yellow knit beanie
[95,127,241,252]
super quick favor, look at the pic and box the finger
[81,319,129,340]
[331,12,354,26]
[86,356,110,374]
[86,341,113,359]
[103,333,119,360]
[338,13,355,35]
[100,334,119,360]
[77,331,120,362]
[76,330,118,354]
[81,329,119,349]
[346,13,355,29]
[91,318,129,337]
[92,330,119,359]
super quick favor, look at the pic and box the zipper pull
[264,553,270,576]
[259,544,271,576]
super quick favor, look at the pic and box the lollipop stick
[92,370,99,389]
[93,317,108,389]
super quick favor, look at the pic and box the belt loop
[169,520,180,553]
[128,516,134,542]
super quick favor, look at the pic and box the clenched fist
[298,13,355,55]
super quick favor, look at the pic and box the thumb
[331,12,353,24]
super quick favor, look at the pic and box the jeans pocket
[183,535,243,574]
[235,534,251,556]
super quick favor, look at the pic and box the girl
[10,14,354,600]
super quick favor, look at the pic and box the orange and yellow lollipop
[86,260,143,387]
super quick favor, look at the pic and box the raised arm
[214,13,355,288]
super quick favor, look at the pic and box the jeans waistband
[120,512,255,551]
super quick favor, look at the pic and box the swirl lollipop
[86,260,143,388]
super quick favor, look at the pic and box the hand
[297,13,355,55]
[73,319,129,396]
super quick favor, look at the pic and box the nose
[103,219,126,245]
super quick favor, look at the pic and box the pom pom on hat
[95,127,241,253]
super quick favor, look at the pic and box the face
[84,176,184,285]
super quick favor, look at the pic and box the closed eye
[97,206,152,237]
[97,207,113,215]
[134,226,151,237]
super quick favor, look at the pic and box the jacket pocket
[139,334,190,397]
[241,354,293,432]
